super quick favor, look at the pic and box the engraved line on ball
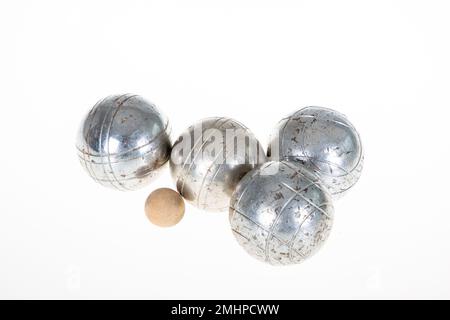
[83,97,104,184]
[277,108,304,159]
[263,180,318,261]
[281,182,331,219]
[282,162,323,188]
[75,122,170,165]
[97,96,121,189]
[175,117,225,193]
[264,192,298,262]
[231,209,307,259]
[229,170,262,222]
[75,121,170,159]
[196,148,225,209]
[178,118,230,195]
[106,94,139,191]
[287,205,323,262]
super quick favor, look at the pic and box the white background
[1,0,449,299]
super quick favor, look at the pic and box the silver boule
[268,106,364,198]
[170,117,266,212]
[229,161,334,265]
[76,94,171,191]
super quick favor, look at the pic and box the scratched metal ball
[268,106,364,199]
[229,161,334,265]
[76,94,171,191]
[170,117,267,212]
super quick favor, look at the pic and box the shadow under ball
[76,94,172,191]
[229,161,334,265]
[268,106,364,199]
[170,117,267,212]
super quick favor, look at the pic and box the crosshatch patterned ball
[170,117,267,212]
[229,161,334,265]
[268,106,364,199]
[76,94,171,191]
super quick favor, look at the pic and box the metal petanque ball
[229,161,334,265]
[170,117,267,212]
[268,106,364,199]
[76,94,171,191]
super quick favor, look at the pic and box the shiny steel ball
[170,117,267,212]
[76,94,171,191]
[229,161,334,265]
[268,106,364,198]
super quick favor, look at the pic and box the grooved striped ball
[268,106,364,199]
[76,94,171,191]
[170,117,267,212]
[229,161,334,265]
